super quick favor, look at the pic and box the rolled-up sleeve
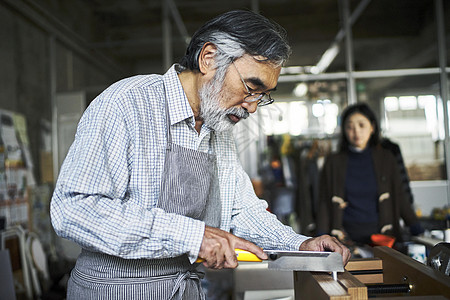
[229,161,309,251]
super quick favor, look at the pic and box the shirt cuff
[188,221,205,264]
[284,234,312,251]
[153,210,206,262]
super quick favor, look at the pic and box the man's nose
[242,101,258,113]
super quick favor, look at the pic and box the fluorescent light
[315,43,340,74]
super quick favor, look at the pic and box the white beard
[199,76,249,132]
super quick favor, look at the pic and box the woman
[317,103,423,246]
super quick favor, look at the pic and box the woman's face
[344,112,374,150]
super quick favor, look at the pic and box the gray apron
[67,95,221,300]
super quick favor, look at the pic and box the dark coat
[317,145,419,241]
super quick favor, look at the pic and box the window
[383,94,445,181]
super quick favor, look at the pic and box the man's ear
[198,42,217,74]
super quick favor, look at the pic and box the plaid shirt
[51,65,308,263]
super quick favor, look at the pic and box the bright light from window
[384,96,399,111]
[399,96,417,110]
[417,95,439,140]
[324,103,339,134]
[259,101,339,136]
[438,97,445,140]
[288,102,308,135]
[418,95,436,108]
[270,103,289,135]
[293,82,308,98]
[312,103,325,117]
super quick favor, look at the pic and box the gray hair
[179,10,291,71]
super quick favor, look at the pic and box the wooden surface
[345,258,383,271]
[293,247,450,300]
[337,272,367,300]
[294,272,350,300]
[294,271,368,300]
[345,258,383,284]
[373,246,450,298]
[350,273,383,284]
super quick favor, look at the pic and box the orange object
[371,234,396,248]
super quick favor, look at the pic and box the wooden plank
[345,258,383,271]
[337,272,367,300]
[294,271,350,300]
[351,273,383,284]
[345,258,384,284]
[373,246,450,298]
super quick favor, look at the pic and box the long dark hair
[338,103,380,152]
[179,10,291,70]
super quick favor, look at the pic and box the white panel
[411,180,449,217]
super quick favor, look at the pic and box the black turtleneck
[343,146,379,243]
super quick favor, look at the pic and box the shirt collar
[349,145,371,154]
[162,64,195,126]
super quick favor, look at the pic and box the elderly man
[51,10,350,299]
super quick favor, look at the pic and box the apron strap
[169,270,205,300]
[163,85,172,150]
[73,266,205,299]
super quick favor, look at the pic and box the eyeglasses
[232,62,274,107]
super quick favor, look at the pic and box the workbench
[294,246,450,300]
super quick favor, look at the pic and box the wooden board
[345,258,383,284]
[350,273,383,284]
[345,258,382,271]
[337,272,367,300]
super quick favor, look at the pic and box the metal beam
[313,0,371,73]
[335,0,372,44]
[167,0,191,45]
[162,0,172,71]
[49,36,59,182]
[435,0,450,200]
[279,68,443,82]
[251,0,260,13]
[341,0,356,104]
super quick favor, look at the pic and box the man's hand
[299,235,351,266]
[198,226,267,269]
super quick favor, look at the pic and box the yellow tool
[196,248,262,263]
[195,249,344,279]
[235,248,263,262]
